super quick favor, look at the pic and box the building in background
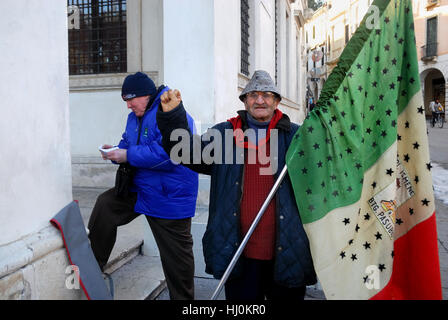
[304,3,328,106]
[304,0,375,104]
[69,0,310,191]
[304,0,448,115]
[413,0,448,115]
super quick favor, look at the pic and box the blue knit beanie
[121,72,157,101]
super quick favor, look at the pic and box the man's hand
[160,89,182,112]
[100,144,114,160]
[106,149,128,164]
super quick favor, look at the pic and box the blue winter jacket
[117,86,198,219]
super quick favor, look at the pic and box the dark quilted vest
[202,114,317,288]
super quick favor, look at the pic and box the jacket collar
[234,109,292,132]
[228,109,291,150]
[144,85,167,114]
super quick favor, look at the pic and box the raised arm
[157,90,213,175]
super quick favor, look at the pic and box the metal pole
[210,165,289,300]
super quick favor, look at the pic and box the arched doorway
[421,68,446,117]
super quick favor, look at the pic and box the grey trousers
[87,188,195,300]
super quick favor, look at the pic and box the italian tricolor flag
[286,0,442,299]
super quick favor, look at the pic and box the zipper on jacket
[135,91,158,146]
[273,132,285,256]
[136,117,143,146]
[234,147,246,247]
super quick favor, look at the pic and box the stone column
[0,0,77,299]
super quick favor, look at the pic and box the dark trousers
[225,257,306,301]
[432,111,437,126]
[87,188,195,300]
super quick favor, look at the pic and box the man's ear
[274,98,281,108]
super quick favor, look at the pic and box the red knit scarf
[228,109,283,149]
[227,110,283,260]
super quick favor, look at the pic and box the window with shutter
[68,0,127,75]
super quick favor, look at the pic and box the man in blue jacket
[156,70,316,301]
[88,72,199,300]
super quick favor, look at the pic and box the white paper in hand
[99,146,119,153]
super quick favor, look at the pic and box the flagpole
[210,165,289,300]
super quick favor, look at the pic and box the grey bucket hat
[239,70,282,102]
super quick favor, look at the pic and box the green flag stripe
[286,0,421,224]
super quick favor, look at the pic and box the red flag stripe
[371,212,442,300]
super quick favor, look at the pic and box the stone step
[110,254,166,300]
[74,187,147,275]
[72,187,326,300]
[103,237,143,275]
[73,187,165,300]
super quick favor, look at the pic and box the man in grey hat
[156,70,316,301]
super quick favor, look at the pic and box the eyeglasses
[246,91,276,101]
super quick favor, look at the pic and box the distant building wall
[414,0,448,113]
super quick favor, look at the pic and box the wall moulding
[69,71,159,92]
